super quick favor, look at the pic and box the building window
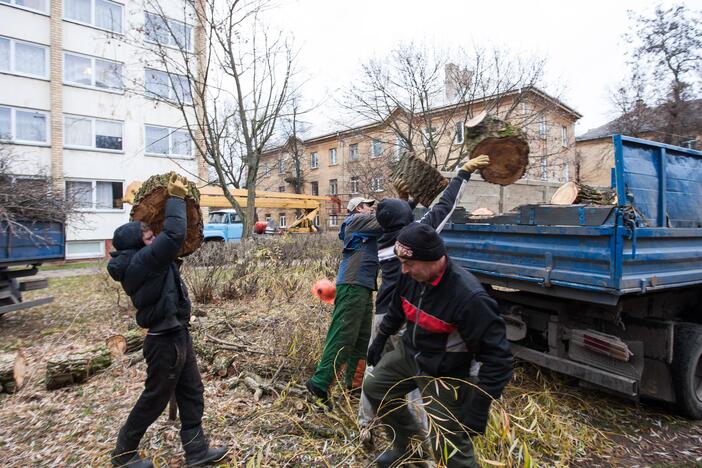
[311,181,319,196]
[65,179,123,210]
[454,121,464,144]
[145,68,192,104]
[310,151,318,169]
[64,0,123,34]
[329,179,337,196]
[350,176,359,194]
[329,148,337,165]
[371,139,382,158]
[278,158,285,174]
[372,177,383,192]
[394,135,407,161]
[64,115,123,151]
[349,143,359,161]
[278,185,285,192]
[0,37,48,79]
[1,0,49,14]
[145,125,192,157]
[144,12,192,51]
[561,126,568,147]
[329,214,338,227]
[314,214,320,226]
[0,105,48,144]
[279,214,286,228]
[261,162,270,177]
[562,162,570,181]
[540,157,548,181]
[64,52,122,91]
[539,116,547,139]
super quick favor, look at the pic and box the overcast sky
[269,0,701,137]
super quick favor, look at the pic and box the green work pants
[363,341,478,468]
[310,284,374,390]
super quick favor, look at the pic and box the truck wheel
[672,322,702,419]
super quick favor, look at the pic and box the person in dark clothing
[305,196,383,409]
[107,174,226,468]
[363,223,513,468]
[358,155,490,430]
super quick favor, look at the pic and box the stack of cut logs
[550,181,617,206]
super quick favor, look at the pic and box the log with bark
[551,181,616,205]
[106,329,145,357]
[0,350,26,393]
[45,346,112,390]
[130,172,203,257]
[390,153,448,207]
[463,112,530,186]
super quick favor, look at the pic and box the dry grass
[0,234,701,466]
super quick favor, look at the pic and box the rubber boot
[181,427,228,466]
[376,430,413,468]
[111,429,153,468]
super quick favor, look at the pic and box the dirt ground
[1,261,701,467]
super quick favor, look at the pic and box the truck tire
[672,322,702,419]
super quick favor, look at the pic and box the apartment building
[0,0,203,258]
[258,87,581,230]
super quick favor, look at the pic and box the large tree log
[463,112,530,186]
[551,182,616,205]
[130,172,203,257]
[45,346,112,390]
[0,350,26,393]
[106,329,145,357]
[390,153,448,207]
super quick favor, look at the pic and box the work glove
[459,386,493,435]
[461,154,490,173]
[366,333,389,367]
[167,173,188,199]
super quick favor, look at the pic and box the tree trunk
[243,157,258,239]
[211,352,235,377]
[106,329,145,356]
[45,346,112,390]
[0,350,26,393]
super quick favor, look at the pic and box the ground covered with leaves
[1,234,701,467]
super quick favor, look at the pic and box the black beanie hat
[394,223,446,261]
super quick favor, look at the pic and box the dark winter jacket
[378,257,513,431]
[374,170,472,315]
[335,212,383,291]
[107,197,191,333]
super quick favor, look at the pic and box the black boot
[111,429,153,468]
[376,429,427,468]
[181,427,228,466]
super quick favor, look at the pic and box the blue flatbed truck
[442,136,702,418]
[0,220,64,315]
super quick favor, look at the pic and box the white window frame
[372,176,384,193]
[454,121,464,144]
[310,151,318,169]
[144,124,193,158]
[371,139,382,158]
[329,214,338,227]
[66,240,104,260]
[349,143,359,161]
[0,105,49,145]
[144,68,192,104]
[144,11,193,52]
[0,0,49,14]
[394,135,406,161]
[350,176,359,194]
[329,179,337,196]
[65,178,124,212]
[279,214,286,228]
[0,36,49,79]
[64,51,123,92]
[561,125,568,147]
[262,162,270,177]
[539,116,547,139]
[314,214,320,226]
[329,148,337,166]
[278,157,285,174]
[540,157,548,181]
[64,114,123,152]
[63,0,124,34]
[311,181,319,196]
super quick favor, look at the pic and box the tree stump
[391,153,448,207]
[463,112,530,186]
[106,330,145,357]
[45,346,112,390]
[130,172,203,257]
[0,350,26,393]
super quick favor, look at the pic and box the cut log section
[551,181,579,205]
[106,329,145,357]
[390,152,448,207]
[45,346,112,390]
[551,182,617,205]
[464,112,530,186]
[130,172,203,257]
[471,207,495,217]
[0,350,26,393]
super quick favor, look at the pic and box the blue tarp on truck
[0,220,65,266]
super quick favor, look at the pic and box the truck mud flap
[513,343,639,397]
[0,296,53,315]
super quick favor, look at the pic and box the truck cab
[203,209,243,243]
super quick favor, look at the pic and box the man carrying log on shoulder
[363,223,513,468]
[107,174,226,467]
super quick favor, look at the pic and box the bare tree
[130,0,297,237]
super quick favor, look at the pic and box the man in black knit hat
[363,223,513,468]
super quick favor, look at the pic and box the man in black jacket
[107,174,226,467]
[363,223,513,468]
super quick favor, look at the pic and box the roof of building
[576,99,702,142]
